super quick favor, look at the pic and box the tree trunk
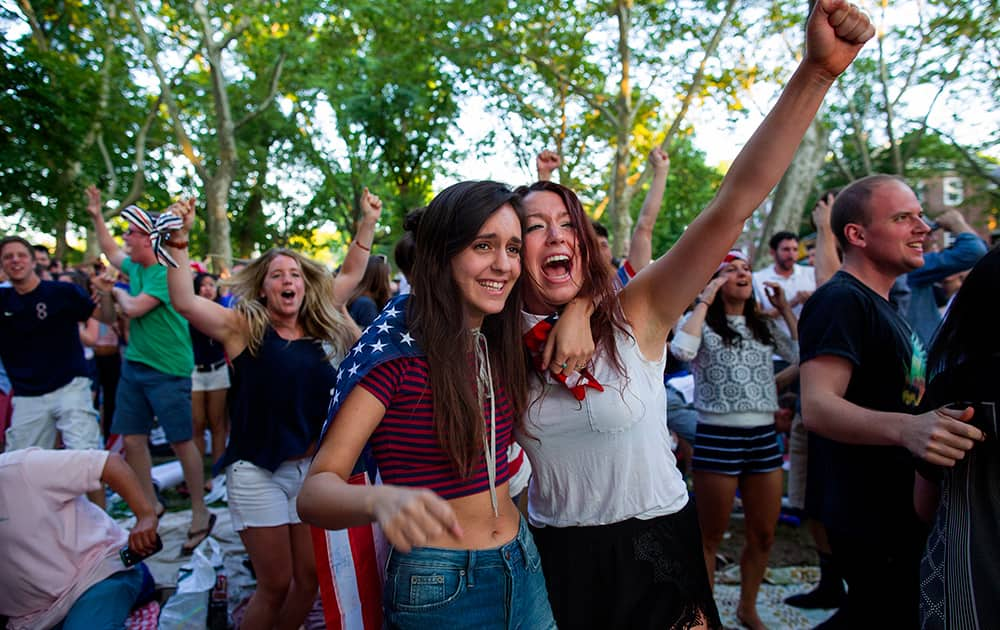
[752,118,830,266]
[609,0,634,257]
[205,175,233,273]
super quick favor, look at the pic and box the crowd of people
[1,1,996,629]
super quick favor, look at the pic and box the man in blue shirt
[0,236,114,453]
[905,209,986,345]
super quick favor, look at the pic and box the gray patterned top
[670,315,797,414]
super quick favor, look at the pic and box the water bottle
[207,572,228,630]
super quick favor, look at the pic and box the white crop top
[517,313,689,527]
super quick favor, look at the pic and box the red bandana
[523,314,604,401]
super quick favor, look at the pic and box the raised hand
[763,281,789,311]
[91,271,115,294]
[164,198,197,237]
[372,486,463,553]
[536,150,561,181]
[934,209,972,233]
[805,0,876,81]
[360,187,383,224]
[698,275,729,306]
[85,185,103,220]
[649,147,670,176]
[812,192,834,230]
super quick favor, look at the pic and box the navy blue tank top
[221,327,339,472]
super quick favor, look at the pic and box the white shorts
[5,377,101,452]
[226,458,309,531]
[191,362,230,392]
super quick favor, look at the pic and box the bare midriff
[421,482,521,550]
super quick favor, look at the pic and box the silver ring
[560,362,568,369]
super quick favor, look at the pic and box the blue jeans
[384,517,556,629]
[55,566,144,630]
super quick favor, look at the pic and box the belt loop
[515,518,530,568]
[466,550,476,588]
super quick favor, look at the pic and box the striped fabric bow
[120,205,185,268]
[523,313,604,401]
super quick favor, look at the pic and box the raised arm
[627,148,669,272]
[670,276,727,361]
[812,192,841,286]
[332,188,382,309]
[621,0,874,356]
[906,211,987,286]
[85,186,126,270]
[298,386,462,552]
[763,282,798,341]
[536,150,561,182]
[161,199,246,358]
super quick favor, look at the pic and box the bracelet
[167,240,189,249]
[353,241,371,252]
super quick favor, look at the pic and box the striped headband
[716,249,748,274]
[120,205,185,268]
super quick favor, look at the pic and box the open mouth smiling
[542,254,572,280]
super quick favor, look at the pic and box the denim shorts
[112,360,193,443]
[384,516,556,630]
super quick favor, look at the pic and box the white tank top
[517,313,689,527]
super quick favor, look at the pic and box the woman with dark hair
[513,4,873,627]
[189,272,229,469]
[162,191,377,630]
[916,246,999,630]
[298,181,556,629]
[346,255,392,329]
[670,250,797,629]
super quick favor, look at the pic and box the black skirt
[530,500,721,629]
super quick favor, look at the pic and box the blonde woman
[162,192,378,630]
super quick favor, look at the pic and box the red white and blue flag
[311,471,388,630]
[312,294,421,629]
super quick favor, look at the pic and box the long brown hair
[515,181,629,378]
[407,181,528,477]
[704,269,774,347]
[349,255,392,312]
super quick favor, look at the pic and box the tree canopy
[2,0,996,268]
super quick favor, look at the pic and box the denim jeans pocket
[520,532,543,573]
[386,561,466,612]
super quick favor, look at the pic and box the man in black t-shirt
[0,236,114,452]
[798,174,984,628]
